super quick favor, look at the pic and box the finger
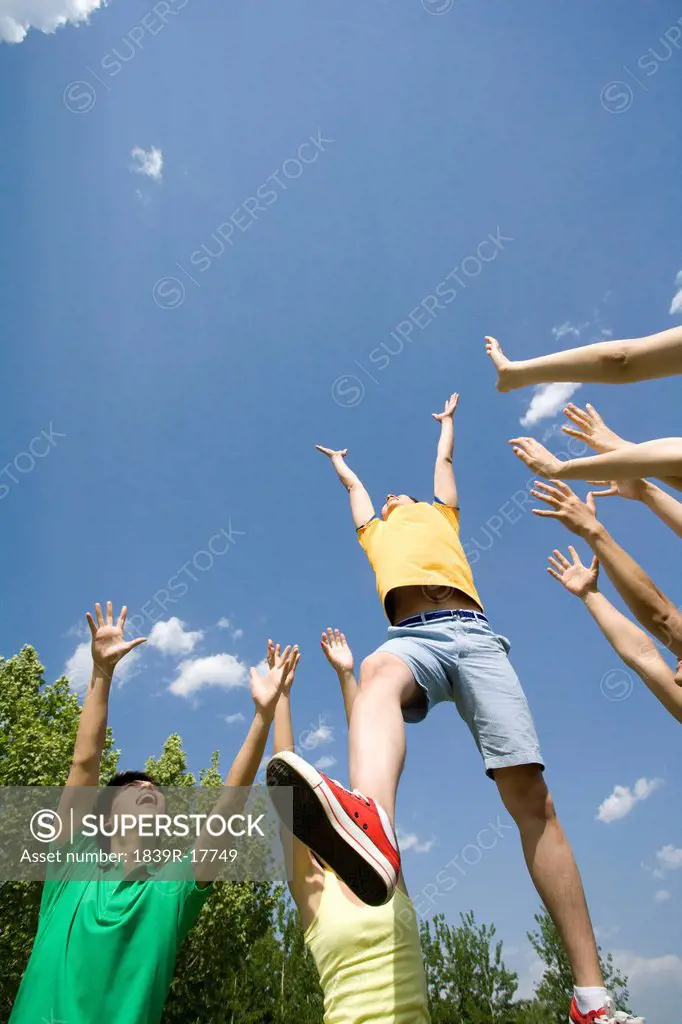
[86,612,97,638]
[567,545,580,565]
[591,485,617,498]
[547,479,573,495]
[117,606,128,632]
[530,489,560,507]
[548,556,564,573]
[532,481,564,498]
[586,492,597,514]
[340,632,347,646]
[124,637,147,653]
[561,427,588,443]
[553,549,571,568]
[589,556,599,573]
[334,629,342,645]
[564,404,591,425]
[277,645,292,667]
[95,603,104,627]
[531,509,558,517]
[547,568,563,582]
[106,601,113,626]
[585,403,602,422]
[327,627,335,646]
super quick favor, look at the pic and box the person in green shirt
[10,600,297,1024]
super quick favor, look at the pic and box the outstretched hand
[530,480,599,536]
[267,638,300,698]
[509,437,563,478]
[562,402,626,454]
[588,478,648,502]
[320,628,354,673]
[86,602,147,678]
[547,546,599,599]
[251,645,299,719]
[432,392,459,422]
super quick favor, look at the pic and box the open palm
[87,602,146,676]
[547,547,599,598]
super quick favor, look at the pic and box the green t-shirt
[10,835,211,1024]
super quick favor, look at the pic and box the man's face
[381,494,415,520]
[109,780,166,829]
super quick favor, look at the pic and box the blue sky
[1,0,681,1017]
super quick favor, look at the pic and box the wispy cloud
[130,146,163,182]
[313,755,336,771]
[669,270,682,316]
[223,712,246,725]
[656,845,682,872]
[0,0,104,44]
[654,889,672,904]
[596,778,663,823]
[520,382,581,427]
[397,829,437,854]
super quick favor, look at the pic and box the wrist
[254,706,275,728]
[336,666,355,685]
[581,587,600,606]
[578,519,605,543]
[91,662,114,685]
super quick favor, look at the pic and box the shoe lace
[351,788,371,806]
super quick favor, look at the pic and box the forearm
[506,326,682,387]
[273,696,295,754]
[224,712,272,789]
[583,592,682,723]
[555,439,682,486]
[583,524,682,656]
[640,481,682,539]
[70,665,112,775]
[336,668,358,726]
[331,457,375,527]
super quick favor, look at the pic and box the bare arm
[592,478,682,541]
[315,446,375,527]
[512,435,682,490]
[488,326,682,391]
[56,603,146,842]
[547,548,681,723]
[320,628,357,725]
[193,646,296,884]
[531,481,682,658]
[432,392,459,507]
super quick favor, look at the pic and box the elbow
[599,344,638,383]
[651,606,682,657]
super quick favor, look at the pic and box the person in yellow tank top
[267,631,430,1024]
[267,392,642,1024]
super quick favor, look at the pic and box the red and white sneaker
[569,997,646,1024]
[266,751,400,906]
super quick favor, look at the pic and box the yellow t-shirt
[357,500,482,618]
[305,870,431,1024]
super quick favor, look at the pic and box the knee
[359,653,394,687]
[499,770,556,825]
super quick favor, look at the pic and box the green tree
[0,647,119,1019]
[420,911,519,1024]
[527,908,630,1023]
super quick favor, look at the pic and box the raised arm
[315,446,375,527]
[511,435,682,491]
[531,481,682,658]
[320,627,357,726]
[547,547,682,723]
[56,602,147,842]
[193,645,297,884]
[431,392,459,507]
[486,326,682,391]
[592,478,682,541]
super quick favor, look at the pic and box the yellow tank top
[304,871,431,1024]
[357,501,482,619]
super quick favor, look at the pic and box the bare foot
[485,336,512,392]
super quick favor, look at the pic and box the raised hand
[432,392,459,422]
[547,547,599,599]
[530,481,598,536]
[320,628,354,674]
[267,639,300,697]
[251,645,299,718]
[562,402,626,454]
[509,437,563,478]
[86,602,147,678]
[589,478,648,502]
[315,445,348,460]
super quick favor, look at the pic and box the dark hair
[94,770,158,825]
[408,496,419,503]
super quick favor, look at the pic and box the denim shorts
[374,612,544,777]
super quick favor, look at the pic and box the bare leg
[486,327,682,391]
[496,765,603,988]
[348,653,422,824]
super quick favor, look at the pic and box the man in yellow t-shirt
[267,393,635,1024]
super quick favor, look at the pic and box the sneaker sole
[266,752,397,906]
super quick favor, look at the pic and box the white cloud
[217,617,232,629]
[520,382,582,427]
[656,845,682,872]
[300,717,334,751]
[654,889,672,904]
[0,0,105,44]
[255,659,268,676]
[232,628,244,640]
[669,270,682,316]
[596,778,663,823]
[552,321,585,340]
[397,829,436,854]
[313,755,336,771]
[169,653,249,699]
[64,641,140,693]
[612,950,682,983]
[130,146,163,182]
[147,618,203,657]
[223,712,245,725]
